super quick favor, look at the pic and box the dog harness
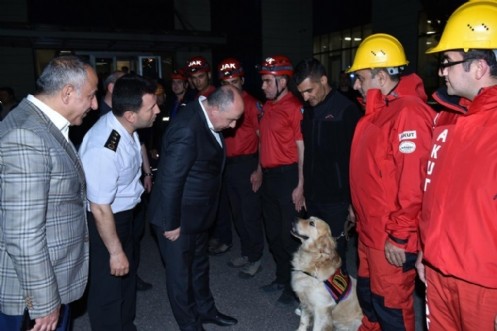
[296,268,352,303]
[324,269,352,303]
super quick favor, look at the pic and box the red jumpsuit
[421,86,497,331]
[350,73,436,331]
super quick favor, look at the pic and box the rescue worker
[257,55,304,305]
[170,68,194,119]
[185,56,216,98]
[347,34,436,331]
[210,58,265,278]
[293,58,362,273]
[417,1,497,329]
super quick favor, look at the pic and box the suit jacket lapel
[219,133,226,171]
[29,103,87,197]
[195,101,224,151]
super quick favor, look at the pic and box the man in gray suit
[0,56,98,331]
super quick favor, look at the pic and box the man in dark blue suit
[148,85,244,331]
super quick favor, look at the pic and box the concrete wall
[0,0,27,22]
[0,0,35,99]
[174,0,212,68]
[261,0,313,66]
[372,0,422,73]
[0,48,35,99]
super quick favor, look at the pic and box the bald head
[204,85,244,131]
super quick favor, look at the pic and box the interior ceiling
[0,23,226,52]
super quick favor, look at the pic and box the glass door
[138,56,162,79]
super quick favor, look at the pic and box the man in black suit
[148,85,244,331]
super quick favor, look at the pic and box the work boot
[208,242,232,255]
[238,259,261,278]
[136,275,152,291]
[228,256,249,268]
[277,286,297,305]
[260,280,285,293]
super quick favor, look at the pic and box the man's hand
[344,205,356,241]
[109,251,129,277]
[32,306,60,331]
[384,240,406,267]
[292,185,305,212]
[250,169,262,192]
[143,175,153,193]
[164,227,180,241]
[416,251,426,285]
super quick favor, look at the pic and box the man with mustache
[0,55,97,331]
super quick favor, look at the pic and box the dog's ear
[316,235,335,256]
[314,235,342,267]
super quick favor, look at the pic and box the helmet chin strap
[273,76,286,100]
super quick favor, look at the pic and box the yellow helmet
[347,33,409,73]
[426,0,497,53]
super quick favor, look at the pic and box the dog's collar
[295,268,352,303]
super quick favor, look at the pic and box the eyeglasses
[439,58,474,70]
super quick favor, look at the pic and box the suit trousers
[133,193,149,273]
[211,180,233,246]
[87,209,137,331]
[154,227,217,331]
[261,163,299,285]
[0,304,70,331]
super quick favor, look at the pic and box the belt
[226,153,258,164]
[262,163,297,174]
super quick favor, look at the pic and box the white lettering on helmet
[188,60,202,67]
[220,63,236,71]
[265,57,275,64]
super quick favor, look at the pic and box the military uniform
[79,111,143,331]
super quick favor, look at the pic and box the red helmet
[258,55,293,76]
[171,68,187,81]
[217,58,244,80]
[185,56,210,75]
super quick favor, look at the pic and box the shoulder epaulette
[104,130,120,152]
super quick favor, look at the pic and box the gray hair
[207,85,236,111]
[370,67,401,82]
[35,56,89,96]
[103,70,125,91]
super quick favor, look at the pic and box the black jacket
[148,100,225,234]
[302,89,361,203]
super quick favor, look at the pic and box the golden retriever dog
[291,216,363,331]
